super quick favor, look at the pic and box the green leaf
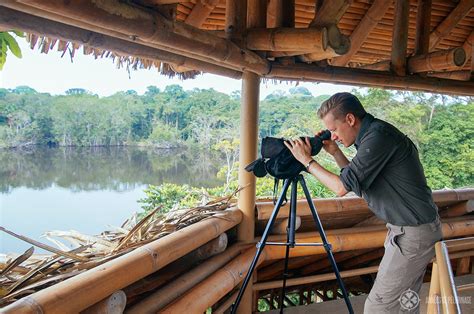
[12,30,25,38]
[3,32,22,58]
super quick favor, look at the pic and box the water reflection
[0,146,225,193]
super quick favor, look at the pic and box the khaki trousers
[364,216,442,313]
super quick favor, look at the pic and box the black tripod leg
[279,177,298,313]
[231,178,292,314]
[298,176,354,314]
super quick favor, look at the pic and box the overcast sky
[0,38,355,98]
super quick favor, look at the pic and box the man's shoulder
[362,118,405,144]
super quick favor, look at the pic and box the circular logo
[399,289,420,310]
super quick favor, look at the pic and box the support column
[237,71,260,313]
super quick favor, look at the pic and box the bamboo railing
[427,237,474,314]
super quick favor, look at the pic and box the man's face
[322,112,358,147]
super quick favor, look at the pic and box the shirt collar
[355,113,374,148]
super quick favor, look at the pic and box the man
[285,92,442,313]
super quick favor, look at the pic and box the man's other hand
[316,129,340,156]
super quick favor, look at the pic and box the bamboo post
[126,243,248,313]
[391,0,409,76]
[1,209,242,313]
[435,241,461,313]
[415,0,432,56]
[81,291,126,314]
[427,261,440,314]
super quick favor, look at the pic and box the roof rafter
[331,0,392,67]
[429,0,474,50]
[184,0,219,28]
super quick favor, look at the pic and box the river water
[0,146,224,254]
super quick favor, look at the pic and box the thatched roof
[1,0,473,95]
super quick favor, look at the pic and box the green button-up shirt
[340,113,438,226]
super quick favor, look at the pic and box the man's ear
[346,113,356,126]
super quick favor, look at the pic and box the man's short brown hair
[317,92,366,120]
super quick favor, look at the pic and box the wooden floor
[263,275,474,314]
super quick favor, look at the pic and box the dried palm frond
[0,189,238,306]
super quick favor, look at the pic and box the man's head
[317,92,366,147]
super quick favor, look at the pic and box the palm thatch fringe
[25,33,201,80]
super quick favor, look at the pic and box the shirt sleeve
[340,129,399,196]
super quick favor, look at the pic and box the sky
[0,38,355,98]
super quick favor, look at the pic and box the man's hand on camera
[316,129,340,156]
[284,137,313,165]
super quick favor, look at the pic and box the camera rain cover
[245,130,331,180]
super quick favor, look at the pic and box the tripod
[231,175,354,314]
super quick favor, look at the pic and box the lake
[0,146,225,254]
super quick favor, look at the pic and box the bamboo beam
[257,189,474,221]
[331,0,392,67]
[429,0,474,51]
[267,0,283,28]
[185,0,219,28]
[391,0,409,76]
[80,291,126,314]
[254,265,379,291]
[247,27,326,52]
[160,247,266,313]
[415,0,432,55]
[440,200,474,218]
[408,47,466,73]
[1,209,242,313]
[300,0,351,62]
[263,219,474,260]
[247,0,267,29]
[429,70,471,81]
[126,243,249,313]
[0,7,242,79]
[266,63,474,96]
[14,0,270,74]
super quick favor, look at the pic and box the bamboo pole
[264,219,474,260]
[257,188,474,221]
[414,0,432,56]
[266,63,474,96]
[213,290,239,314]
[14,0,270,74]
[429,71,471,81]
[456,257,471,276]
[81,290,126,314]
[0,0,244,78]
[1,209,242,313]
[391,0,409,76]
[126,243,249,313]
[253,265,380,291]
[444,237,474,253]
[0,7,242,80]
[300,0,351,62]
[246,27,327,52]
[440,200,474,218]
[427,261,440,314]
[429,0,474,50]
[435,242,461,313]
[408,47,466,73]
[330,0,392,67]
[160,247,266,313]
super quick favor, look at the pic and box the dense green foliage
[1,85,472,211]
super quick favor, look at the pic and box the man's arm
[307,160,348,196]
[284,137,348,196]
[332,148,350,169]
